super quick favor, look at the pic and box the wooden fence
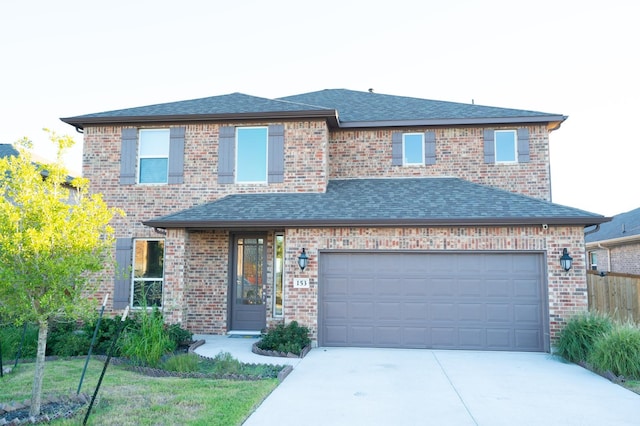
[587,270,640,324]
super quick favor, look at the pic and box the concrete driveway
[243,347,640,426]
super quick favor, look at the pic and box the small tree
[0,131,122,416]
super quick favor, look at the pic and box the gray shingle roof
[278,89,565,126]
[143,178,606,229]
[0,144,19,158]
[61,89,566,129]
[585,207,640,243]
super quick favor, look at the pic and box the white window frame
[236,126,268,183]
[273,233,285,318]
[138,129,170,184]
[131,238,165,308]
[494,130,518,164]
[402,133,424,166]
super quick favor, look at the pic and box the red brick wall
[328,125,551,200]
[610,243,640,275]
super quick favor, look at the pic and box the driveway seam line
[432,351,479,426]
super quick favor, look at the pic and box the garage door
[319,252,547,351]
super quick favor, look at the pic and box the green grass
[0,358,278,425]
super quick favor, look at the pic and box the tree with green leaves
[0,130,123,416]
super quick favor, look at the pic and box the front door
[230,236,267,331]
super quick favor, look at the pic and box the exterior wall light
[298,248,309,271]
[560,248,573,272]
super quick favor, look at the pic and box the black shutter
[168,127,185,184]
[113,238,132,309]
[424,131,436,165]
[483,129,495,163]
[392,132,402,165]
[517,128,530,163]
[218,126,235,184]
[268,124,285,183]
[120,128,137,184]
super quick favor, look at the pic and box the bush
[167,323,193,347]
[0,322,38,359]
[211,351,242,375]
[257,321,310,355]
[48,319,91,356]
[162,353,201,373]
[555,312,613,363]
[589,325,640,379]
[119,307,176,367]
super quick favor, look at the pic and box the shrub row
[555,312,640,379]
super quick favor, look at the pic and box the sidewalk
[192,334,303,366]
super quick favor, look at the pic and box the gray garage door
[319,252,547,351]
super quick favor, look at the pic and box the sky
[1,0,637,217]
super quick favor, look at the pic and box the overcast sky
[1,0,637,217]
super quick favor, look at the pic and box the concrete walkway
[193,336,640,425]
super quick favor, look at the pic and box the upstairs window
[218,125,285,184]
[494,130,517,163]
[119,127,185,185]
[484,128,530,164]
[403,133,424,165]
[236,127,268,183]
[391,131,436,166]
[139,129,170,183]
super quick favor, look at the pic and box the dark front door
[230,236,267,331]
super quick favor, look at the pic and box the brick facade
[588,242,640,275]
[82,118,586,346]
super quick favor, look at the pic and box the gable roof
[61,89,566,130]
[585,207,640,244]
[143,178,606,229]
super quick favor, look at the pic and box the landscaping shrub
[555,312,613,363]
[0,322,38,359]
[166,322,193,348]
[47,319,91,356]
[161,353,201,373]
[257,321,310,355]
[589,324,640,379]
[211,351,242,375]
[119,307,176,367]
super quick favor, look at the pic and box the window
[236,127,268,183]
[273,234,284,317]
[403,133,424,165]
[392,131,436,166]
[138,129,170,183]
[132,239,165,307]
[589,252,598,271]
[218,125,284,184]
[483,128,530,164]
[494,130,517,163]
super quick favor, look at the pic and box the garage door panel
[319,252,546,351]
[458,303,485,321]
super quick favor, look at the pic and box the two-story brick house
[61,89,608,352]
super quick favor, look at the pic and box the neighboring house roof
[0,144,19,158]
[585,207,640,245]
[143,178,606,229]
[61,89,566,130]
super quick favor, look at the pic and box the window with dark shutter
[391,132,403,166]
[424,131,436,165]
[483,129,495,163]
[517,128,530,163]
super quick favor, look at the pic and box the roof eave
[338,115,567,130]
[61,109,339,129]
[143,216,606,230]
[586,233,640,248]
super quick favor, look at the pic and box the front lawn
[0,358,278,425]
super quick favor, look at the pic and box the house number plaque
[294,278,310,289]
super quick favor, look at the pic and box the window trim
[402,132,425,166]
[131,238,165,309]
[138,129,170,184]
[494,129,518,164]
[235,126,269,184]
[273,233,284,318]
